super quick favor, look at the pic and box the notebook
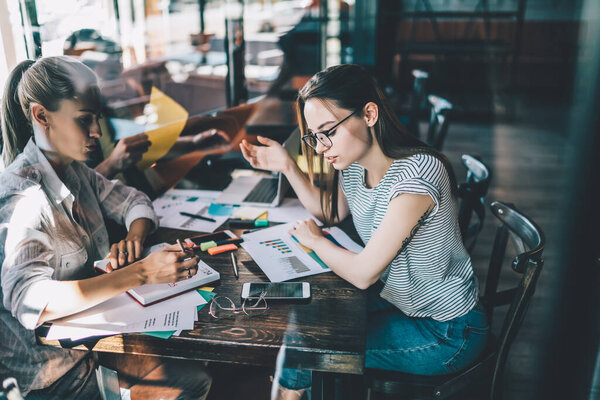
[94,243,220,306]
[214,128,301,207]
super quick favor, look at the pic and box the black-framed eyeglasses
[302,109,358,150]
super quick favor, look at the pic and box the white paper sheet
[51,288,206,326]
[47,306,197,340]
[46,290,206,340]
[232,207,268,219]
[265,198,320,224]
[153,189,227,232]
[241,222,363,282]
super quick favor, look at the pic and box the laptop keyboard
[243,177,278,203]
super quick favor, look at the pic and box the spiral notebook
[94,243,220,306]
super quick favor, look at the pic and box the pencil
[230,252,239,279]
[180,212,216,223]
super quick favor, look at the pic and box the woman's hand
[107,218,152,271]
[135,244,200,285]
[240,136,294,173]
[289,219,324,249]
[108,237,143,271]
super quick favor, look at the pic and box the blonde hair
[1,56,100,166]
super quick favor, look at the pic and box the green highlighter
[199,238,244,251]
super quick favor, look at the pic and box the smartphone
[241,282,311,300]
[184,230,237,250]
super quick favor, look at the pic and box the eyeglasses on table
[208,291,269,319]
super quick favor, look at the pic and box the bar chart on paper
[258,239,310,275]
[278,256,310,274]
[242,222,363,282]
[259,239,292,254]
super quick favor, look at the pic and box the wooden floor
[206,96,571,400]
[440,97,569,400]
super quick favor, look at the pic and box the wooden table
[39,224,367,399]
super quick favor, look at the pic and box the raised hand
[240,136,294,173]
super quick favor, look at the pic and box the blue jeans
[278,290,489,390]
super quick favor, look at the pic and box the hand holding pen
[177,239,197,279]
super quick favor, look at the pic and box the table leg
[311,371,336,400]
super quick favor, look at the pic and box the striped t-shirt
[340,153,478,321]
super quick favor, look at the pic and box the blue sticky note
[208,203,237,216]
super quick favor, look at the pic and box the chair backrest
[407,69,430,138]
[426,94,453,150]
[482,201,545,400]
[0,378,23,400]
[457,155,492,253]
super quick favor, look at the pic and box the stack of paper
[152,189,228,232]
[46,288,209,341]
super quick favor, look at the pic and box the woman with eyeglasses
[0,57,211,399]
[240,64,488,399]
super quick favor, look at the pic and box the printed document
[153,189,227,232]
[241,222,363,282]
[47,290,206,340]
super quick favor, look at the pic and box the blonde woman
[0,57,210,399]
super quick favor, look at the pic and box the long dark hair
[297,64,457,225]
[1,56,100,167]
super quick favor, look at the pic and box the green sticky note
[198,289,217,302]
[143,330,176,339]
[200,241,217,251]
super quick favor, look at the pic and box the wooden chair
[425,94,453,150]
[366,201,545,400]
[458,155,492,253]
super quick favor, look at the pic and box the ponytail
[1,60,35,168]
[0,56,99,169]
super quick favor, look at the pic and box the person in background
[240,64,489,399]
[91,124,230,180]
[0,56,211,399]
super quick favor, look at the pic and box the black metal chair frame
[366,201,545,400]
[425,94,453,151]
[458,155,492,254]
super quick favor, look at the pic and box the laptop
[214,128,301,207]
